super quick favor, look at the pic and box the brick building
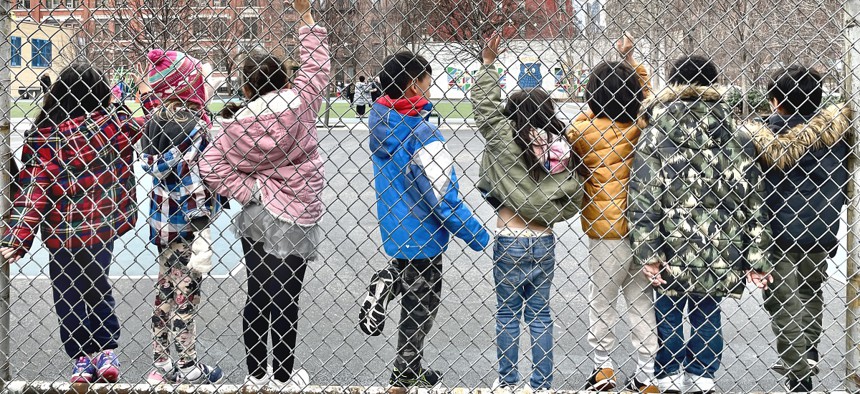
[12,0,300,91]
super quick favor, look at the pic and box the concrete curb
[0,381,850,394]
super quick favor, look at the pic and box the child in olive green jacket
[472,35,583,390]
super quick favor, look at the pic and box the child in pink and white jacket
[199,0,328,390]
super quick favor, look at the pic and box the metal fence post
[0,0,12,384]
[845,0,860,389]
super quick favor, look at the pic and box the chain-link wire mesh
[0,0,858,392]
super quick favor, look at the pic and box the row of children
[357,33,849,394]
[0,3,848,391]
[0,0,326,389]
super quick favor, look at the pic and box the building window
[242,17,258,39]
[30,39,52,68]
[245,0,257,6]
[212,0,226,6]
[16,0,30,8]
[10,37,21,67]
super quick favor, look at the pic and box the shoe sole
[359,270,395,336]
[772,363,819,375]
[587,379,616,391]
[70,376,93,384]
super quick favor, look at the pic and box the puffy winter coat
[628,85,772,298]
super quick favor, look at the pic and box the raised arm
[292,0,331,120]
[472,34,510,144]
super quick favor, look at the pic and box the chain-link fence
[0,0,858,392]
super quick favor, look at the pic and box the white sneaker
[686,373,715,393]
[245,375,269,391]
[491,378,514,393]
[269,369,310,391]
[656,372,686,393]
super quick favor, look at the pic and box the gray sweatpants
[587,239,658,383]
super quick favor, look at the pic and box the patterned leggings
[152,241,202,367]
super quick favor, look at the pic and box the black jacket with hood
[749,104,852,256]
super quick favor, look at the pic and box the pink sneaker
[70,356,96,384]
[94,350,120,383]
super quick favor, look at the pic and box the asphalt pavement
[3,121,854,392]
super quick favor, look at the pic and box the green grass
[9,100,475,120]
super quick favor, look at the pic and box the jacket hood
[142,108,202,156]
[369,101,432,159]
[645,84,732,150]
[749,104,852,169]
[645,84,725,109]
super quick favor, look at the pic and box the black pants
[241,238,307,382]
[50,242,120,359]
[394,256,443,373]
[356,105,367,116]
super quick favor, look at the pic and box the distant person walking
[353,75,373,118]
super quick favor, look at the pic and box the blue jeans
[654,293,723,379]
[49,242,120,359]
[493,235,555,389]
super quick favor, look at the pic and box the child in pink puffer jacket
[199,0,328,389]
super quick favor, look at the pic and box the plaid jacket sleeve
[1,143,53,255]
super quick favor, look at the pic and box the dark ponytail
[502,88,571,180]
[220,53,289,119]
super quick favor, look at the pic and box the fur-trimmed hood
[645,84,726,109]
[748,104,852,169]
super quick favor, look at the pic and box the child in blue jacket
[359,51,490,388]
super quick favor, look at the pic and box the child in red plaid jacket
[0,64,159,383]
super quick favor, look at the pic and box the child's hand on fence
[616,32,636,64]
[482,33,505,65]
[0,247,21,264]
[642,262,667,287]
[747,270,773,290]
[293,0,315,26]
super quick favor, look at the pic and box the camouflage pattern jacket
[628,85,773,298]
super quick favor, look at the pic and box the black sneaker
[389,368,442,388]
[358,265,399,336]
[625,378,659,393]
[786,377,813,393]
[584,368,616,391]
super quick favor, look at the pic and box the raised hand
[482,33,505,65]
[293,0,314,25]
[133,63,152,96]
[616,32,635,62]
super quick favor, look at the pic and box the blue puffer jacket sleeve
[412,126,490,251]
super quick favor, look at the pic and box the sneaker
[656,373,685,394]
[244,375,269,391]
[94,350,120,383]
[491,378,514,393]
[70,356,96,384]
[389,367,442,388]
[585,368,616,391]
[146,361,177,385]
[269,369,310,391]
[626,378,659,393]
[786,376,813,393]
[174,363,224,384]
[358,266,398,336]
[686,373,715,394]
[773,359,820,376]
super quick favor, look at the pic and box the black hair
[503,88,573,180]
[586,61,643,124]
[358,75,366,82]
[379,51,432,98]
[34,64,111,129]
[221,53,289,119]
[668,55,719,86]
[768,65,822,116]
